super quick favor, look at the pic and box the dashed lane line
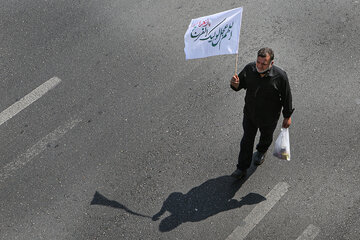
[0,117,82,183]
[296,224,320,240]
[225,182,289,240]
[0,76,61,126]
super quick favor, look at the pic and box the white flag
[184,7,243,60]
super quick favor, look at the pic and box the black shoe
[231,169,247,179]
[253,151,266,165]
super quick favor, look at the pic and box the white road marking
[296,224,320,240]
[0,117,82,183]
[225,182,289,240]
[0,77,61,126]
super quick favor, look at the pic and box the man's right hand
[230,75,240,89]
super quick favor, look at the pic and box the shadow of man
[152,175,266,232]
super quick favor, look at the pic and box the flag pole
[235,7,243,76]
[235,52,239,76]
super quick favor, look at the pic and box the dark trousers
[237,116,277,170]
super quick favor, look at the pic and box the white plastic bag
[273,128,291,161]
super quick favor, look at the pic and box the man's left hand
[282,117,291,128]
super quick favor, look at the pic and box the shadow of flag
[91,191,151,219]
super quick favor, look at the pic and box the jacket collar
[268,66,275,77]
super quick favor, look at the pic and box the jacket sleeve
[280,72,295,118]
[230,65,247,91]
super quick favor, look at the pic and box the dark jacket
[231,62,294,126]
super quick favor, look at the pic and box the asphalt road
[0,0,359,239]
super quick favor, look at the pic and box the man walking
[230,47,294,179]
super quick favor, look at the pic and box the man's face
[256,54,273,74]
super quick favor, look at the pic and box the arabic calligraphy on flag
[184,7,243,60]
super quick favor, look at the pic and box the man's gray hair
[258,47,274,61]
